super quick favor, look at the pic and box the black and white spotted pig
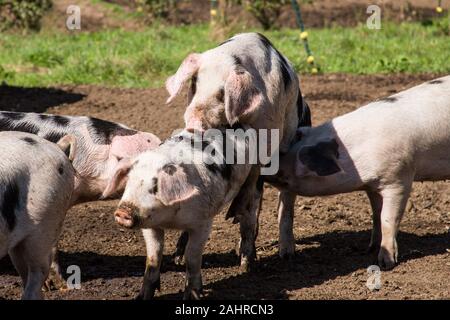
[0,111,161,288]
[103,128,253,299]
[0,132,75,300]
[265,76,450,269]
[0,111,160,204]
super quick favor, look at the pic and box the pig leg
[21,239,53,300]
[43,246,67,291]
[366,191,383,253]
[378,183,412,270]
[137,228,164,300]
[9,243,29,288]
[173,230,189,266]
[277,191,297,259]
[227,167,262,271]
[237,176,262,272]
[183,222,212,300]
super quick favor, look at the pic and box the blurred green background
[0,0,449,88]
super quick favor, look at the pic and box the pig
[0,111,161,288]
[104,128,254,299]
[172,98,312,264]
[0,131,75,299]
[167,32,311,264]
[265,76,450,269]
[0,111,161,204]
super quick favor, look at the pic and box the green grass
[0,20,449,88]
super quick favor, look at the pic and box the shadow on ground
[1,229,446,299]
[0,85,85,113]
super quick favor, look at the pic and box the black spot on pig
[162,164,177,176]
[256,176,264,192]
[256,33,292,90]
[38,114,51,121]
[2,112,25,121]
[278,55,292,90]
[21,137,37,145]
[297,94,312,128]
[1,181,20,231]
[0,117,39,134]
[9,121,39,135]
[232,55,243,67]
[218,38,234,47]
[190,138,210,152]
[205,162,232,180]
[379,96,398,103]
[298,139,341,176]
[52,115,70,126]
[149,177,158,194]
[44,131,65,143]
[428,79,443,84]
[89,117,136,144]
[257,33,273,52]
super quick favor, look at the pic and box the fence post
[210,0,219,26]
[290,0,319,74]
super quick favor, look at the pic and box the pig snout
[185,118,205,133]
[114,203,138,228]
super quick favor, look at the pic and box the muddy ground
[0,73,449,300]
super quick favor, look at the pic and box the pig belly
[415,149,450,181]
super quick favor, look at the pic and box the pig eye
[116,156,123,162]
[191,76,197,95]
[149,178,158,194]
[216,88,225,103]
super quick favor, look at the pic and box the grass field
[0,19,449,88]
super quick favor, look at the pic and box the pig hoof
[173,254,185,266]
[43,271,67,292]
[135,277,160,300]
[183,288,202,300]
[378,248,397,270]
[279,244,295,260]
[239,257,254,273]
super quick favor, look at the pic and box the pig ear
[166,53,202,104]
[296,139,341,177]
[57,134,77,162]
[102,158,133,199]
[224,67,264,126]
[156,164,198,206]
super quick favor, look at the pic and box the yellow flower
[300,31,308,40]
[137,6,143,13]
[307,56,315,64]
[311,67,318,74]
[436,6,443,13]
[210,9,218,16]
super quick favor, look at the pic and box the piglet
[266,76,450,269]
[0,132,75,299]
[104,128,254,299]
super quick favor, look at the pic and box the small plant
[135,0,177,21]
[0,65,15,83]
[0,0,52,31]
[242,0,287,30]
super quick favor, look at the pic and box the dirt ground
[0,73,449,300]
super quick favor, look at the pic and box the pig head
[76,130,161,203]
[166,33,301,154]
[104,154,200,229]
